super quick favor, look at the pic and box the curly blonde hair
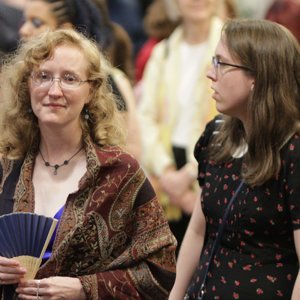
[0,29,126,159]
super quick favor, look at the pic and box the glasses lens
[212,56,219,74]
[61,73,81,88]
[32,71,51,86]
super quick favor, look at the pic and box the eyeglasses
[31,71,92,89]
[212,56,253,76]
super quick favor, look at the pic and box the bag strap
[185,180,245,300]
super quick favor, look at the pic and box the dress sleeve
[283,134,300,230]
[194,115,222,187]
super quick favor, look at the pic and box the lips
[44,103,65,108]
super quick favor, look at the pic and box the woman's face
[19,0,58,41]
[29,44,91,130]
[176,0,217,22]
[206,38,255,124]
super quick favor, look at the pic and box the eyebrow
[215,54,231,62]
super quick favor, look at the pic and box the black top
[187,117,300,300]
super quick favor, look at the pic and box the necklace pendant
[54,164,59,175]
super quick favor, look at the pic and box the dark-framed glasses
[31,70,92,89]
[212,56,253,75]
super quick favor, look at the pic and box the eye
[35,71,52,82]
[62,73,80,85]
[31,18,44,28]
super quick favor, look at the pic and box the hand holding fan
[0,212,58,279]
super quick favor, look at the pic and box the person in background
[216,0,238,20]
[19,0,141,161]
[140,0,155,16]
[107,0,147,57]
[234,0,273,18]
[265,0,300,43]
[0,28,176,300]
[92,0,141,160]
[92,0,135,83]
[169,18,300,300]
[137,0,223,255]
[135,0,180,83]
[0,1,24,55]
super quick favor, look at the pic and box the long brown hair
[210,19,300,186]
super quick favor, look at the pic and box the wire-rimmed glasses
[31,70,92,89]
[212,56,253,76]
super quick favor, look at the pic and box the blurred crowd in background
[1,0,299,61]
[0,0,299,254]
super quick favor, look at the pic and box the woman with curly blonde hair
[0,29,176,300]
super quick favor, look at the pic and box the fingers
[0,257,27,285]
[17,279,43,299]
[0,256,20,267]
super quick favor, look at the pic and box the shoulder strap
[185,180,245,300]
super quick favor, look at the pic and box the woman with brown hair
[170,18,300,300]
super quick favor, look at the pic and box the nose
[48,79,63,97]
[19,21,32,40]
[206,65,217,81]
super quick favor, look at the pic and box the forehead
[215,38,235,61]
[38,45,89,74]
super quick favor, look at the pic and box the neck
[38,123,83,160]
[182,17,212,44]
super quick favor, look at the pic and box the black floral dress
[187,118,300,300]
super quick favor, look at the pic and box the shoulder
[194,115,224,158]
[0,157,23,190]
[151,27,182,57]
[94,145,140,172]
[193,116,224,186]
[110,68,132,97]
[281,133,300,159]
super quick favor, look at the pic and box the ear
[250,81,255,91]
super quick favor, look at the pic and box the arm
[16,180,176,300]
[291,229,300,300]
[17,277,86,299]
[160,163,199,213]
[169,194,206,300]
[77,178,176,299]
[28,162,176,300]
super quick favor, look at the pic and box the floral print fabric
[187,118,300,300]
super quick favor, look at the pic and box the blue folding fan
[0,212,58,279]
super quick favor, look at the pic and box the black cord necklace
[39,147,83,175]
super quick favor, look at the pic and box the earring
[84,107,90,120]
[28,107,33,113]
